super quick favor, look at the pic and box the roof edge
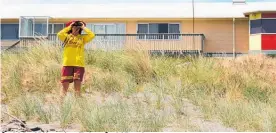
[1,17,248,20]
[243,10,276,16]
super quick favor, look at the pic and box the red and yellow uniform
[57,22,95,83]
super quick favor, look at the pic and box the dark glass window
[262,19,276,33]
[1,24,19,40]
[250,19,262,34]
[250,19,276,34]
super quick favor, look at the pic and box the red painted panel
[262,13,276,18]
[262,34,276,50]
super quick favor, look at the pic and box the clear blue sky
[2,0,276,4]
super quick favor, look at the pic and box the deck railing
[18,33,205,54]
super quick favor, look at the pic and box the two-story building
[1,2,276,56]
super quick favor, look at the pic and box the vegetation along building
[1,2,276,56]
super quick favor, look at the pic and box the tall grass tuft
[1,54,24,102]
[34,98,56,124]
[8,94,38,120]
[90,71,125,93]
[176,55,276,131]
[2,43,276,132]
[123,50,155,84]
[59,95,76,128]
[77,101,130,131]
[76,97,168,132]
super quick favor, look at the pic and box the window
[262,19,276,33]
[94,25,106,34]
[19,16,49,37]
[93,24,116,34]
[48,24,52,34]
[20,18,34,37]
[92,24,126,40]
[1,24,19,40]
[84,23,126,50]
[34,23,47,36]
[48,24,64,34]
[137,23,180,39]
[95,24,117,40]
[250,19,276,34]
[250,19,262,34]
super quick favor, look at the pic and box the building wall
[249,13,262,20]
[180,19,249,53]
[249,34,262,50]
[235,19,250,53]
[1,18,250,53]
[126,21,136,34]
[262,34,276,50]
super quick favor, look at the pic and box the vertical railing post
[201,35,205,55]
[162,34,165,56]
[233,17,236,58]
[144,34,146,41]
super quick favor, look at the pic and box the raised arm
[80,22,95,44]
[57,26,71,42]
[82,27,95,44]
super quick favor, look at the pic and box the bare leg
[60,82,70,100]
[74,80,82,97]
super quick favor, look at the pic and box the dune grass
[1,44,276,131]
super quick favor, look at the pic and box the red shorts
[61,66,85,83]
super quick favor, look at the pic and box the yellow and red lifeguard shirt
[57,26,95,67]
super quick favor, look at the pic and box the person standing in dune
[57,20,95,99]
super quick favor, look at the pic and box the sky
[1,0,276,4]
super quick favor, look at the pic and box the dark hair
[67,21,83,34]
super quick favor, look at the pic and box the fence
[18,33,205,54]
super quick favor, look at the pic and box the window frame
[136,22,181,40]
[19,16,49,38]
[92,23,118,40]
[93,23,117,34]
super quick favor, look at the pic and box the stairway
[1,40,20,51]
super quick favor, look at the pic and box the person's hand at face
[69,22,75,27]
[80,22,86,29]
[72,26,80,36]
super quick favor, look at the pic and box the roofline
[243,10,276,16]
[1,17,248,20]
